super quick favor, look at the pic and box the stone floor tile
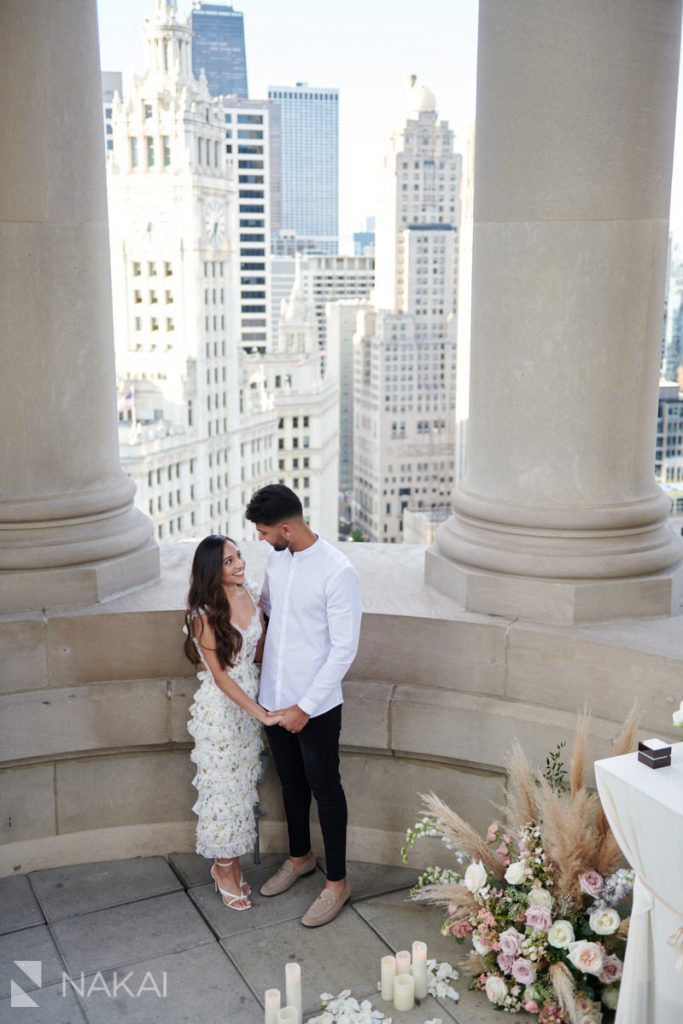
[0,980,87,1023]
[51,892,214,977]
[68,943,262,1024]
[189,867,325,939]
[353,889,457,962]
[168,849,283,889]
[0,875,44,935]
[221,908,391,1017]
[29,857,181,923]
[317,858,420,901]
[0,925,66,1000]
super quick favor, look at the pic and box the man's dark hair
[245,484,303,525]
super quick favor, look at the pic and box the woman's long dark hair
[183,534,243,670]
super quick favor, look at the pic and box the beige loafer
[301,884,351,927]
[259,852,317,897]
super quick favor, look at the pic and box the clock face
[130,203,170,248]
[204,200,226,246]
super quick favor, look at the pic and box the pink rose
[599,954,624,984]
[487,824,499,843]
[499,927,525,957]
[511,957,537,985]
[578,870,604,899]
[525,906,552,932]
[524,1002,539,1014]
[450,920,473,938]
[497,953,514,974]
[567,940,604,976]
[496,842,511,866]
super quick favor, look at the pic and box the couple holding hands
[183,484,362,928]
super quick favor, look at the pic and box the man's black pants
[264,704,347,881]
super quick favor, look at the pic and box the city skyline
[97,0,683,251]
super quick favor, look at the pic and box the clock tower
[106,0,273,541]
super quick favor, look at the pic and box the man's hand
[276,705,310,734]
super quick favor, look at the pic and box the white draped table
[595,742,683,1024]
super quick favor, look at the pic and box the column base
[425,546,683,624]
[0,537,160,614]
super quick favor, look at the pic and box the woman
[183,534,281,910]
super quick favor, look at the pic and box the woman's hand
[260,709,284,726]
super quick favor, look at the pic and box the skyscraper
[352,77,461,542]
[191,1,248,99]
[219,95,275,354]
[267,82,339,254]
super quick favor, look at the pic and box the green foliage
[543,741,568,794]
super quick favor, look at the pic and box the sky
[97,0,683,251]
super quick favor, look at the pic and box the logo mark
[11,961,42,1007]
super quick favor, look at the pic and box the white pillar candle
[393,972,415,1012]
[285,963,302,1024]
[412,940,428,999]
[265,989,281,1024]
[395,950,411,975]
[380,955,396,1001]
[277,1009,298,1024]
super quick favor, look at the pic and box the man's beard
[273,540,289,551]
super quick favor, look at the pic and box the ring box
[637,738,672,769]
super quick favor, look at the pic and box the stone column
[0,0,159,613]
[427,0,683,623]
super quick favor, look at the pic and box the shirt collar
[289,535,320,560]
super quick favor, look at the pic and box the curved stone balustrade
[1,542,682,878]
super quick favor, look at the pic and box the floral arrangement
[402,712,639,1023]
[673,700,683,727]
[308,961,460,1024]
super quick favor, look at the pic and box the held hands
[261,709,285,726]
[274,704,310,734]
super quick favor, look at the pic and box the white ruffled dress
[183,578,264,859]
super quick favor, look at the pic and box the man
[245,484,362,927]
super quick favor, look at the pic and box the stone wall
[1,542,682,877]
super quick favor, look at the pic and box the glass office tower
[191,2,248,99]
[267,83,339,254]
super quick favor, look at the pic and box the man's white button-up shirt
[258,537,362,718]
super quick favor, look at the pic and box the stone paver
[29,856,181,923]
[70,944,262,1024]
[0,980,87,1024]
[0,875,44,935]
[51,892,214,976]
[222,907,391,1017]
[0,924,66,1000]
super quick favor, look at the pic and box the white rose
[464,860,488,894]
[567,940,604,976]
[484,975,508,1005]
[504,861,527,885]
[589,907,620,936]
[601,986,619,1010]
[673,701,683,726]
[523,985,539,1003]
[547,919,575,949]
[527,887,553,910]
[471,932,489,955]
